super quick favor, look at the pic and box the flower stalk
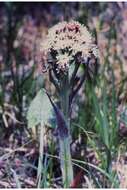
[39,20,99,187]
[37,121,44,188]
[59,73,73,187]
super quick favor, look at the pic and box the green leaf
[27,89,56,128]
[92,86,109,148]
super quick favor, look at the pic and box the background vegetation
[0,2,127,188]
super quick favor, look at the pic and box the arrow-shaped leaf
[27,89,56,128]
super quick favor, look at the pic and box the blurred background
[0,2,127,188]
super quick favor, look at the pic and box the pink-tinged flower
[40,20,99,73]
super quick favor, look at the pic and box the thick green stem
[59,74,73,187]
[59,137,73,187]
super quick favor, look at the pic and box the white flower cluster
[40,21,99,72]
[56,53,72,72]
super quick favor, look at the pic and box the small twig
[4,111,24,124]
[0,139,34,161]
[20,178,36,187]
[2,114,8,128]
[0,147,27,153]
[0,181,10,188]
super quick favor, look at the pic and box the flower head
[40,20,99,73]
[56,53,72,72]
